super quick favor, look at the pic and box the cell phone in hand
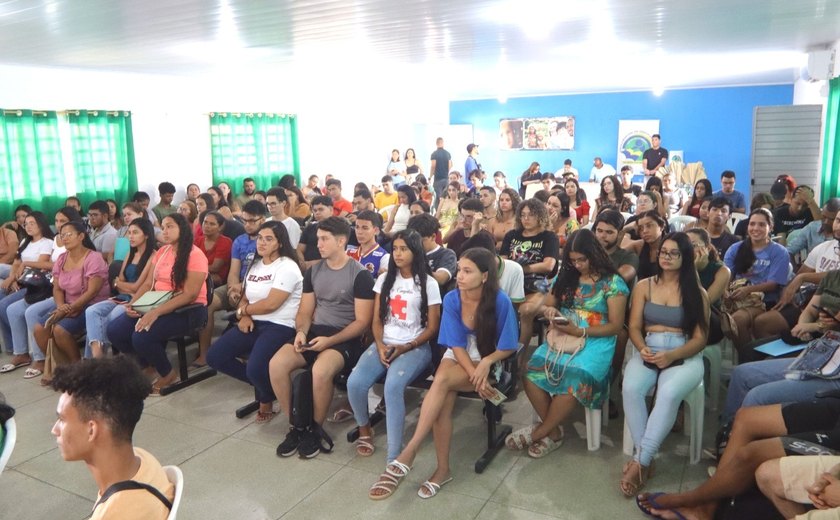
[486,387,507,406]
[299,342,312,350]
[812,305,840,323]
[552,316,570,325]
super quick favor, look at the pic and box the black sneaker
[276,428,302,457]
[297,429,321,459]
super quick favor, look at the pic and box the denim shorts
[41,312,87,336]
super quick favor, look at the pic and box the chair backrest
[668,215,697,233]
[163,465,183,520]
[728,212,748,234]
[0,418,18,474]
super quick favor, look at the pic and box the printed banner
[499,116,575,150]
[616,120,660,175]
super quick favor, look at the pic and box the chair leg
[159,337,216,396]
[236,388,260,419]
[703,344,722,412]
[346,410,386,443]
[687,381,705,464]
[585,408,601,451]
[475,402,511,474]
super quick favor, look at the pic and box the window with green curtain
[209,113,300,191]
[821,77,840,203]
[0,110,67,222]
[68,110,138,208]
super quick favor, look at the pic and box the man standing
[346,210,389,277]
[642,134,668,177]
[297,196,334,269]
[373,176,398,210]
[430,137,452,201]
[464,143,481,191]
[51,357,174,519]
[152,182,177,223]
[265,187,301,248]
[270,217,374,459]
[87,200,117,264]
[706,197,739,257]
[589,157,616,184]
[325,179,353,219]
[713,171,747,214]
[234,177,257,210]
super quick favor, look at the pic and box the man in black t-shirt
[707,197,740,257]
[773,186,822,243]
[430,137,453,201]
[443,198,484,258]
[297,195,334,269]
[642,134,668,177]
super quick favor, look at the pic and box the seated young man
[441,198,485,258]
[406,213,456,288]
[325,178,353,219]
[297,196,333,269]
[195,200,266,366]
[88,200,118,264]
[152,182,177,223]
[346,210,389,277]
[265,187,301,248]
[706,196,740,257]
[269,217,374,459]
[787,198,840,260]
[50,357,174,520]
[757,454,840,519]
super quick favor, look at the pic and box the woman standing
[404,148,423,184]
[621,232,709,496]
[625,211,668,281]
[195,211,233,288]
[507,229,628,458]
[565,178,590,226]
[387,149,407,186]
[32,222,110,373]
[435,182,461,237]
[384,185,416,237]
[348,230,441,466]
[487,188,520,252]
[594,175,631,217]
[85,218,156,359]
[681,179,713,218]
[519,162,542,198]
[207,221,303,423]
[547,193,579,249]
[687,228,730,344]
[107,213,209,394]
[369,247,518,500]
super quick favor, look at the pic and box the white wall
[0,63,450,203]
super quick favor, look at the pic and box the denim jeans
[0,264,10,280]
[722,358,840,422]
[25,298,55,361]
[84,300,127,358]
[346,342,432,462]
[107,306,208,376]
[206,320,296,404]
[622,332,704,467]
[0,289,26,354]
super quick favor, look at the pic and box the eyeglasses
[59,232,79,239]
[659,249,682,259]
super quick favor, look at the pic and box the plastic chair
[584,382,610,451]
[163,465,183,520]
[703,342,723,411]
[0,417,17,474]
[623,380,705,464]
[667,215,697,232]
[728,212,748,234]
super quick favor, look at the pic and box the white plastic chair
[702,342,723,411]
[623,380,705,464]
[584,383,611,451]
[667,215,697,233]
[728,212,748,234]
[0,417,17,474]
[163,465,184,520]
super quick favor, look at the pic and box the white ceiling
[1,0,839,99]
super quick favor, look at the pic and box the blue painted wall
[449,85,794,196]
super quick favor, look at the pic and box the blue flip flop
[636,492,687,520]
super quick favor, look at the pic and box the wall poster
[616,120,660,175]
[499,116,575,150]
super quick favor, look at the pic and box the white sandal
[418,477,453,499]
[368,459,411,501]
[505,424,536,450]
[527,436,563,458]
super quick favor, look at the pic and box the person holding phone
[621,232,710,497]
[347,230,441,480]
[508,229,628,460]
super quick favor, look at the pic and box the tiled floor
[0,347,720,520]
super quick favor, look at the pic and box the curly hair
[515,198,550,232]
[553,229,618,309]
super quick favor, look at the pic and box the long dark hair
[378,230,430,329]
[686,228,720,263]
[162,213,194,290]
[59,221,97,251]
[125,218,157,275]
[460,247,500,358]
[565,178,584,204]
[18,211,54,256]
[397,184,417,205]
[249,221,301,274]
[687,179,713,209]
[553,229,618,309]
[599,175,625,204]
[656,232,708,336]
[733,208,774,276]
[198,193,216,212]
[56,206,83,224]
[207,186,228,208]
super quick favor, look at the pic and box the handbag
[131,290,173,315]
[43,319,71,382]
[17,267,53,305]
[785,331,840,381]
[544,311,586,386]
[722,278,765,314]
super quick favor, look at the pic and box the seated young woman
[624,210,668,281]
[348,230,441,473]
[621,232,710,497]
[506,229,628,458]
[681,179,713,218]
[369,247,518,500]
[195,211,232,289]
[33,221,110,379]
[547,192,579,250]
[84,218,156,359]
[637,398,840,520]
[564,177,590,226]
[722,208,791,360]
[486,188,520,253]
[622,191,667,241]
[207,221,303,423]
[106,213,209,394]
[686,228,731,345]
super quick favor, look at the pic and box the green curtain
[68,110,138,208]
[209,113,300,190]
[821,77,840,203]
[0,110,67,222]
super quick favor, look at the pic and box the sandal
[636,492,687,519]
[23,367,43,379]
[327,408,354,423]
[0,359,31,373]
[620,459,654,498]
[417,477,454,499]
[368,459,411,501]
[356,435,375,457]
[255,410,277,424]
[505,424,536,450]
[527,435,563,458]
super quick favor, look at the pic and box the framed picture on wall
[499,117,575,150]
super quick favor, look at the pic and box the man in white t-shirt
[589,157,616,184]
[265,187,301,248]
[460,231,525,306]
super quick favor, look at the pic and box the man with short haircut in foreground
[51,357,174,520]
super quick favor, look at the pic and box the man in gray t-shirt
[271,217,374,460]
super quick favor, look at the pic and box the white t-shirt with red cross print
[373,272,442,345]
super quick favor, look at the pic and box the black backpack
[290,370,334,454]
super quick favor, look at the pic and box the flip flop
[327,408,354,423]
[255,411,277,424]
[418,477,454,499]
[23,367,43,379]
[1,360,31,373]
[636,492,687,520]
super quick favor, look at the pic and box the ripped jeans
[346,342,432,461]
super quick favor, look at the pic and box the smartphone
[812,305,840,323]
[552,316,570,325]
[299,342,312,350]
[486,387,507,406]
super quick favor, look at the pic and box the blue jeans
[0,289,26,354]
[722,358,840,422]
[25,298,55,361]
[84,300,127,358]
[206,320,295,404]
[346,342,432,462]
[107,306,208,376]
[622,332,704,467]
